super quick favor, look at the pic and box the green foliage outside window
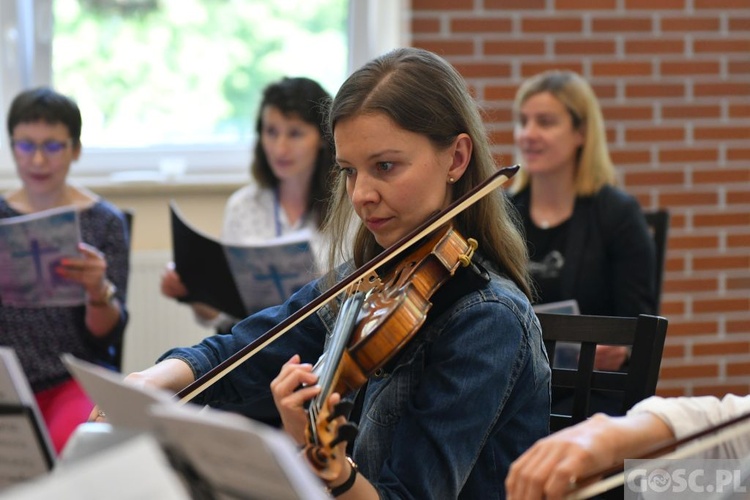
[53,0,347,147]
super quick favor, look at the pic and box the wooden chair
[538,312,668,433]
[643,209,670,314]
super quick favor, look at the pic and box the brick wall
[410,0,750,398]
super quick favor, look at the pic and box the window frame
[0,0,408,189]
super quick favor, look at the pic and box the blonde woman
[510,70,657,375]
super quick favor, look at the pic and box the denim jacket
[161,255,551,499]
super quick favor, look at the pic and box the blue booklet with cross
[0,206,84,308]
[170,201,317,320]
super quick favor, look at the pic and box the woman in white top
[505,393,750,499]
[161,77,334,333]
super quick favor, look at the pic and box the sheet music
[150,404,329,500]
[0,348,55,487]
[1,435,190,499]
[62,354,328,499]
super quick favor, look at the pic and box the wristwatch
[88,280,117,307]
[328,456,358,497]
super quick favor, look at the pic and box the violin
[302,223,478,479]
[175,164,520,404]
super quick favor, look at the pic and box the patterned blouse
[0,197,129,392]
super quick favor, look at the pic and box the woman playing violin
[116,47,550,498]
[505,394,750,500]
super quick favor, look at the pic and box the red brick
[416,40,475,57]
[625,171,685,186]
[485,84,520,101]
[556,40,617,56]
[728,148,750,161]
[626,127,684,142]
[729,18,750,31]
[557,0,617,8]
[667,321,718,336]
[602,104,653,121]
[521,62,584,77]
[625,0,685,8]
[412,18,441,34]
[488,129,514,146]
[696,0,750,8]
[661,299,686,315]
[694,384,750,396]
[729,60,750,75]
[662,191,718,206]
[693,297,750,313]
[694,341,750,356]
[661,364,718,379]
[626,83,685,98]
[453,62,512,78]
[666,235,718,250]
[480,106,513,123]
[657,387,687,397]
[662,16,721,32]
[663,277,718,293]
[592,17,652,32]
[695,39,750,54]
[661,60,721,76]
[626,39,685,55]
[695,213,750,229]
[451,18,512,34]
[592,61,652,77]
[611,150,651,165]
[728,190,750,205]
[729,103,750,117]
[728,363,750,376]
[695,126,750,141]
[485,0,545,8]
[484,40,546,56]
[694,168,750,184]
[413,0,473,9]
[728,276,750,291]
[662,344,686,358]
[728,234,750,248]
[522,18,583,33]
[662,104,721,119]
[591,83,617,98]
[659,148,718,163]
[694,82,750,97]
[728,319,750,333]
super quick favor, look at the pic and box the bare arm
[505,412,674,500]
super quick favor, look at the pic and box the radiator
[122,250,213,373]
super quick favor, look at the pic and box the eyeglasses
[11,139,72,157]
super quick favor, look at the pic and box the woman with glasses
[0,87,129,453]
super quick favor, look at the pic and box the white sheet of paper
[63,354,328,499]
[61,354,175,431]
[0,435,190,499]
[149,403,328,500]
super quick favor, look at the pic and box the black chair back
[539,312,668,433]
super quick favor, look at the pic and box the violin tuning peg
[329,422,359,448]
[327,400,354,422]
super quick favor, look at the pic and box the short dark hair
[7,87,83,145]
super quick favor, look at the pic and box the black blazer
[511,185,657,317]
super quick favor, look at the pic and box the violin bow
[567,409,750,499]
[176,164,520,403]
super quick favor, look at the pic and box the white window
[0,0,407,187]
